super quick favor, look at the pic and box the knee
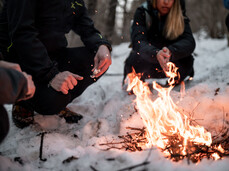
[174,57,194,81]
[33,89,71,115]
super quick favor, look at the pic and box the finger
[24,94,33,100]
[164,53,171,58]
[164,57,170,63]
[70,76,78,86]
[27,74,32,80]
[24,85,35,100]
[97,59,106,70]
[94,63,110,78]
[15,65,22,72]
[64,75,75,90]
[61,88,68,95]
[66,78,74,90]
[92,56,99,72]
[162,47,167,52]
[72,74,84,80]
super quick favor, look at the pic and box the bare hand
[91,45,111,78]
[50,71,83,94]
[20,72,36,101]
[156,47,171,73]
[0,61,22,72]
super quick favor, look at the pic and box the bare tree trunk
[104,0,118,43]
[117,0,145,43]
[186,0,227,39]
[87,0,98,17]
[121,0,130,41]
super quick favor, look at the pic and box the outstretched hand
[156,47,171,73]
[20,72,36,101]
[50,71,84,95]
[91,45,112,78]
[0,61,36,101]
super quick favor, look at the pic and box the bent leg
[123,51,165,83]
[28,84,72,115]
[172,56,194,82]
[0,106,9,143]
[24,47,106,115]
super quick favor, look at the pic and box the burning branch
[100,127,147,152]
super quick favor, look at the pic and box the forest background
[67,0,228,46]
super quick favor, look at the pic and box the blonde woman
[123,0,195,87]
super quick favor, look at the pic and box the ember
[101,62,229,163]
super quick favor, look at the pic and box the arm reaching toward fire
[156,47,171,73]
[91,45,112,78]
[49,71,84,95]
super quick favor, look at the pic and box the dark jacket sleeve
[0,67,27,104]
[7,0,59,83]
[167,17,196,61]
[131,7,160,63]
[0,52,3,60]
[72,1,112,53]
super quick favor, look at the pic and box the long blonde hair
[152,0,184,40]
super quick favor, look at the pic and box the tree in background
[87,0,98,18]
[121,0,145,42]
[67,0,228,46]
[104,0,118,43]
[186,0,227,39]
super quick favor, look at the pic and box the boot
[12,104,34,128]
[58,108,83,123]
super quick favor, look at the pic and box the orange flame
[126,62,212,157]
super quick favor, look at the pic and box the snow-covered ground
[0,37,229,171]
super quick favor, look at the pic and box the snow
[1,37,229,171]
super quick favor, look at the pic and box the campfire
[100,62,229,163]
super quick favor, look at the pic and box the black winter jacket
[131,0,195,63]
[0,0,111,83]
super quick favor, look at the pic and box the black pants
[123,50,194,84]
[21,47,100,115]
[0,105,9,143]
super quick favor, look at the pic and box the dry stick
[100,127,146,152]
[90,165,98,171]
[212,107,229,143]
[118,136,152,171]
[38,132,47,162]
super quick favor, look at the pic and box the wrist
[99,43,112,52]
[47,76,55,88]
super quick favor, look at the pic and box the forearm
[72,3,111,53]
